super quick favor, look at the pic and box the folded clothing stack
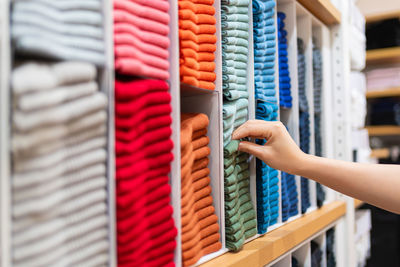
[115,79,176,267]
[277,12,292,108]
[311,241,323,267]
[281,172,298,222]
[113,0,170,79]
[326,228,336,267]
[313,45,325,208]
[366,67,400,91]
[224,140,257,251]
[11,61,109,267]
[221,0,250,99]
[255,102,279,234]
[369,99,400,126]
[179,0,217,90]
[253,0,277,103]
[11,0,105,66]
[181,113,222,266]
[298,38,311,214]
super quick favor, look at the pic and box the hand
[232,120,305,174]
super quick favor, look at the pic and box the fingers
[232,120,281,140]
[238,141,268,159]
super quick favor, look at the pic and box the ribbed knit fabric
[115,79,176,267]
[313,45,326,208]
[281,171,299,222]
[253,0,280,234]
[277,12,292,108]
[179,0,217,90]
[11,1,105,65]
[181,113,222,266]
[326,228,337,267]
[298,38,311,214]
[113,0,170,79]
[311,241,323,267]
[11,61,109,267]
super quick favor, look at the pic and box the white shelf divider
[270,254,293,267]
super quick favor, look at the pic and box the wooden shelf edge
[370,148,390,159]
[201,201,346,267]
[366,47,400,64]
[354,199,364,209]
[366,10,400,24]
[297,0,341,25]
[366,126,400,136]
[366,87,400,99]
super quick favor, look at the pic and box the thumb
[238,141,269,160]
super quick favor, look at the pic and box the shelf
[296,0,341,25]
[366,87,400,99]
[366,47,400,65]
[354,199,364,209]
[366,10,400,24]
[370,148,390,159]
[366,126,400,136]
[201,201,346,267]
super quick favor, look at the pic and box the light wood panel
[366,10,400,24]
[366,126,400,136]
[354,199,364,209]
[366,87,400,99]
[296,0,341,25]
[366,47,400,65]
[201,201,346,267]
[370,148,390,158]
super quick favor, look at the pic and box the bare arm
[232,120,400,214]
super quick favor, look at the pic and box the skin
[232,120,400,214]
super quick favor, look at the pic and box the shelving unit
[366,47,400,65]
[365,10,400,24]
[366,87,400,99]
[297,0,341,25]
[201,201,346,267]
[354,199,364,209]
[366,125,400,136]
[370,148,390,158]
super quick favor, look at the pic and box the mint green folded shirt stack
[221,0,257,251]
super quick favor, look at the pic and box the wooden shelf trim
[297,0,341,25]
[366,10,400,24]
[366,126,400,136]
[366,87,400,99]
[366,47,400,65]
[370,148,390,159]
[354,199,364,209]
[201,201,346,267]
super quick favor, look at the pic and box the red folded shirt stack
[115,79,177,267]
[180,113,222,266]
[113,0,170,79]
[179,0,217,90]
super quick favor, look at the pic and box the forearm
[296,154,400,214]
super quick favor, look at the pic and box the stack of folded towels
[181,113,222,266]
[277,12,292,108]
[255,102,279,233]
[11,61,110,267]
[297,38,311,214]
[281,171,299,222]
[253,0,277,103]
[224,140,257,251]
[11,0,105,66]
[179,0,217,90]
[313,45,325,208]
[113,0,170,79]
[115,79,176,266]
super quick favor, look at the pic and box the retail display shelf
[354,199,364,209]
[366,47,400,65]
[365,10,400,24]
[201,201,346,267]
[296,0,341,25]
[366,125,400,136]
[366,87,400,99]
[370,148,390,159]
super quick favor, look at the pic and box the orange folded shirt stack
[179,0,217,90]
[180,113,222,266]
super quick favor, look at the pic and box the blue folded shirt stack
[277,12,292,108]
[255,101,279,234]
[281,172,299,222]
[297,38,311,214]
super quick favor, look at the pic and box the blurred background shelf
[366,47,400,65]
[354,199,365,209]
[366,125,400,136]
[365,10,400,24]
[366,87,400,99]
[370,148,390,158]
[297,0,341,25]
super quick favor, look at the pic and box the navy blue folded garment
[326,228,337,267]
[311,241,323,267]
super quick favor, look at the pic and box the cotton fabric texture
[11,0,106,65]
[11,61,110,267]
[181,113,222,266]
[113,0,171,79]
[277,12,292,108]
[115,79,177,267]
